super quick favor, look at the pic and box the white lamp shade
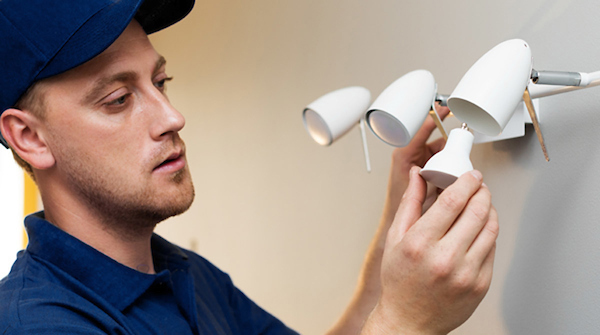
[447,39,532,136]
[366,70,436,147]
[420,127,474,189]
[303,86,371,146]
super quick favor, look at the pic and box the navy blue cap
[0,0,195,148]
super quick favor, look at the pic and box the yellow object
[429,108,448,141]
[523,87,550,162]
[23,172,38,248]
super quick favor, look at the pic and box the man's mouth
[153,150,185,173]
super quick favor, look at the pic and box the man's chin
[154,182,195,221]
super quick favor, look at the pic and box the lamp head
[366,70,436,147]
[302,86,371,146]
[447,39,532,136]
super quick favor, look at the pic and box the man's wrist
[361,301,442,335]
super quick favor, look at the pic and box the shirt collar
[25,212,190,311]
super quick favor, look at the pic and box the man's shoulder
[178,248,237,294]
[152,234,234,287]
[0,251,117,334]
[182,248,229,276]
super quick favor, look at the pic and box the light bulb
[420,124,474,189]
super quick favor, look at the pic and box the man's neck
[40,187,157,274]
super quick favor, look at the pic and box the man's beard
[63,155,195,238]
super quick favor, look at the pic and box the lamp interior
[303,108,333,146]
[448,98,503,136]
[366,110,411,147]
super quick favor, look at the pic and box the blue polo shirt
[0,213,298,334]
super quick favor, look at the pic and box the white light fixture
[302,86,372,171]
[447,38,600,162]
[303,38,600,187]
[448,39,532,137]
[303,86,371,146]
[366,69,448,147]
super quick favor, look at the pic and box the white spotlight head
[447,39,532,136]
[366,70,437,147]
[420,124,474,189]
[303,86,371,146]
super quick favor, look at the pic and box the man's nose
[147,89,185,140]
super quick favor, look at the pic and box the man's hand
[363,167,499,335]
[326,105,452,335]
[383,105,450,220]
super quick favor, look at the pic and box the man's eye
[154,77,173,91]
[106,94,130,106]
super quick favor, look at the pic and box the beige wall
[152,0,600,334]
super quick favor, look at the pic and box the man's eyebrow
[83,72,137,105]
[82,57,167,105]
[155,56,166,74]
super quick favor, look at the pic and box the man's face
[39,21,194,229]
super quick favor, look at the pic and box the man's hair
[9,80,47,182]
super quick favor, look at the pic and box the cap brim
[136,0,195,34]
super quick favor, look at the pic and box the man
[0,0,498,334]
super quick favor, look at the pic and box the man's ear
[0,108,55,170]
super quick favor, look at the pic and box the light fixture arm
[435,93,449,106]
[520,68,600,161]
[531,69,584,86]
[433,93,450,140]
[429,102,448,141]
[528,70,600,98]
[428,84,449,141]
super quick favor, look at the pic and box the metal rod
[435,94,449,107]
[531,69,582,86]
[528,70,600,99]
[359,118,371,173]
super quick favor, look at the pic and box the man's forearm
[326,162,409,335]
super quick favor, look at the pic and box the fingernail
[410,166,421,177]
[470,170,483,182]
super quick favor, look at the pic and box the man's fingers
[443,184,492,252]
[417,170,484,240]
[437,105,451,121]
[427,137,446,155]
[410,106,451,146]
[474,243,496,297]
[389,166,427,239]
[467,205,499,265]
